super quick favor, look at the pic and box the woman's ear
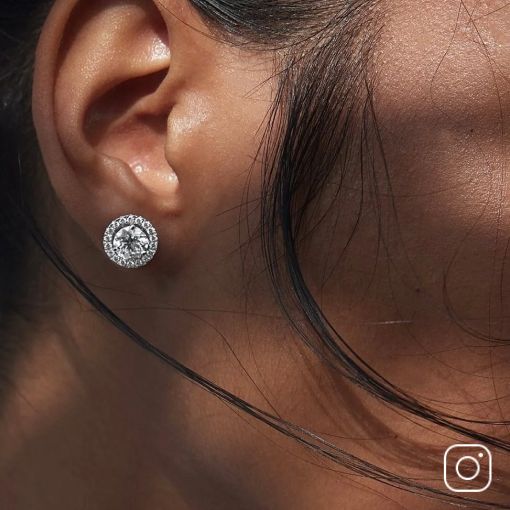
[33,0,177,240]
[32,0,277,270]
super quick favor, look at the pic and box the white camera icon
[443,444,492,493]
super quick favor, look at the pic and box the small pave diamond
[103,215,158,268]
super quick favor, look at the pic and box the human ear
[32,0,179,254]
[32,0,277,271]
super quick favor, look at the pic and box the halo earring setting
[103,214,158,269]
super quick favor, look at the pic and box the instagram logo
[443,444,492,493]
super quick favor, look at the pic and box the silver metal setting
[103,215,158,269]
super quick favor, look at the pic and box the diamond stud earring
[103,215,158,269]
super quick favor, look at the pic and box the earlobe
[32,0,179,246]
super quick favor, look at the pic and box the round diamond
[103,215,158,268]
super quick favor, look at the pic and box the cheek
[346,0,510,390]
[376,1,498,195]
[372,0,510,289]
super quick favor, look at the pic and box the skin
[0,0,509,508]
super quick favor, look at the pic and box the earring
[103,214,159,269]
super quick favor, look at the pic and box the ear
[32,0,277,271]
[32,0,177,251]
[33,0,184,273]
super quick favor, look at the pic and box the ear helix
[103,215,159,269]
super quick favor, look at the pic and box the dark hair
[1,1,509,508]
[0,1,52,381]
